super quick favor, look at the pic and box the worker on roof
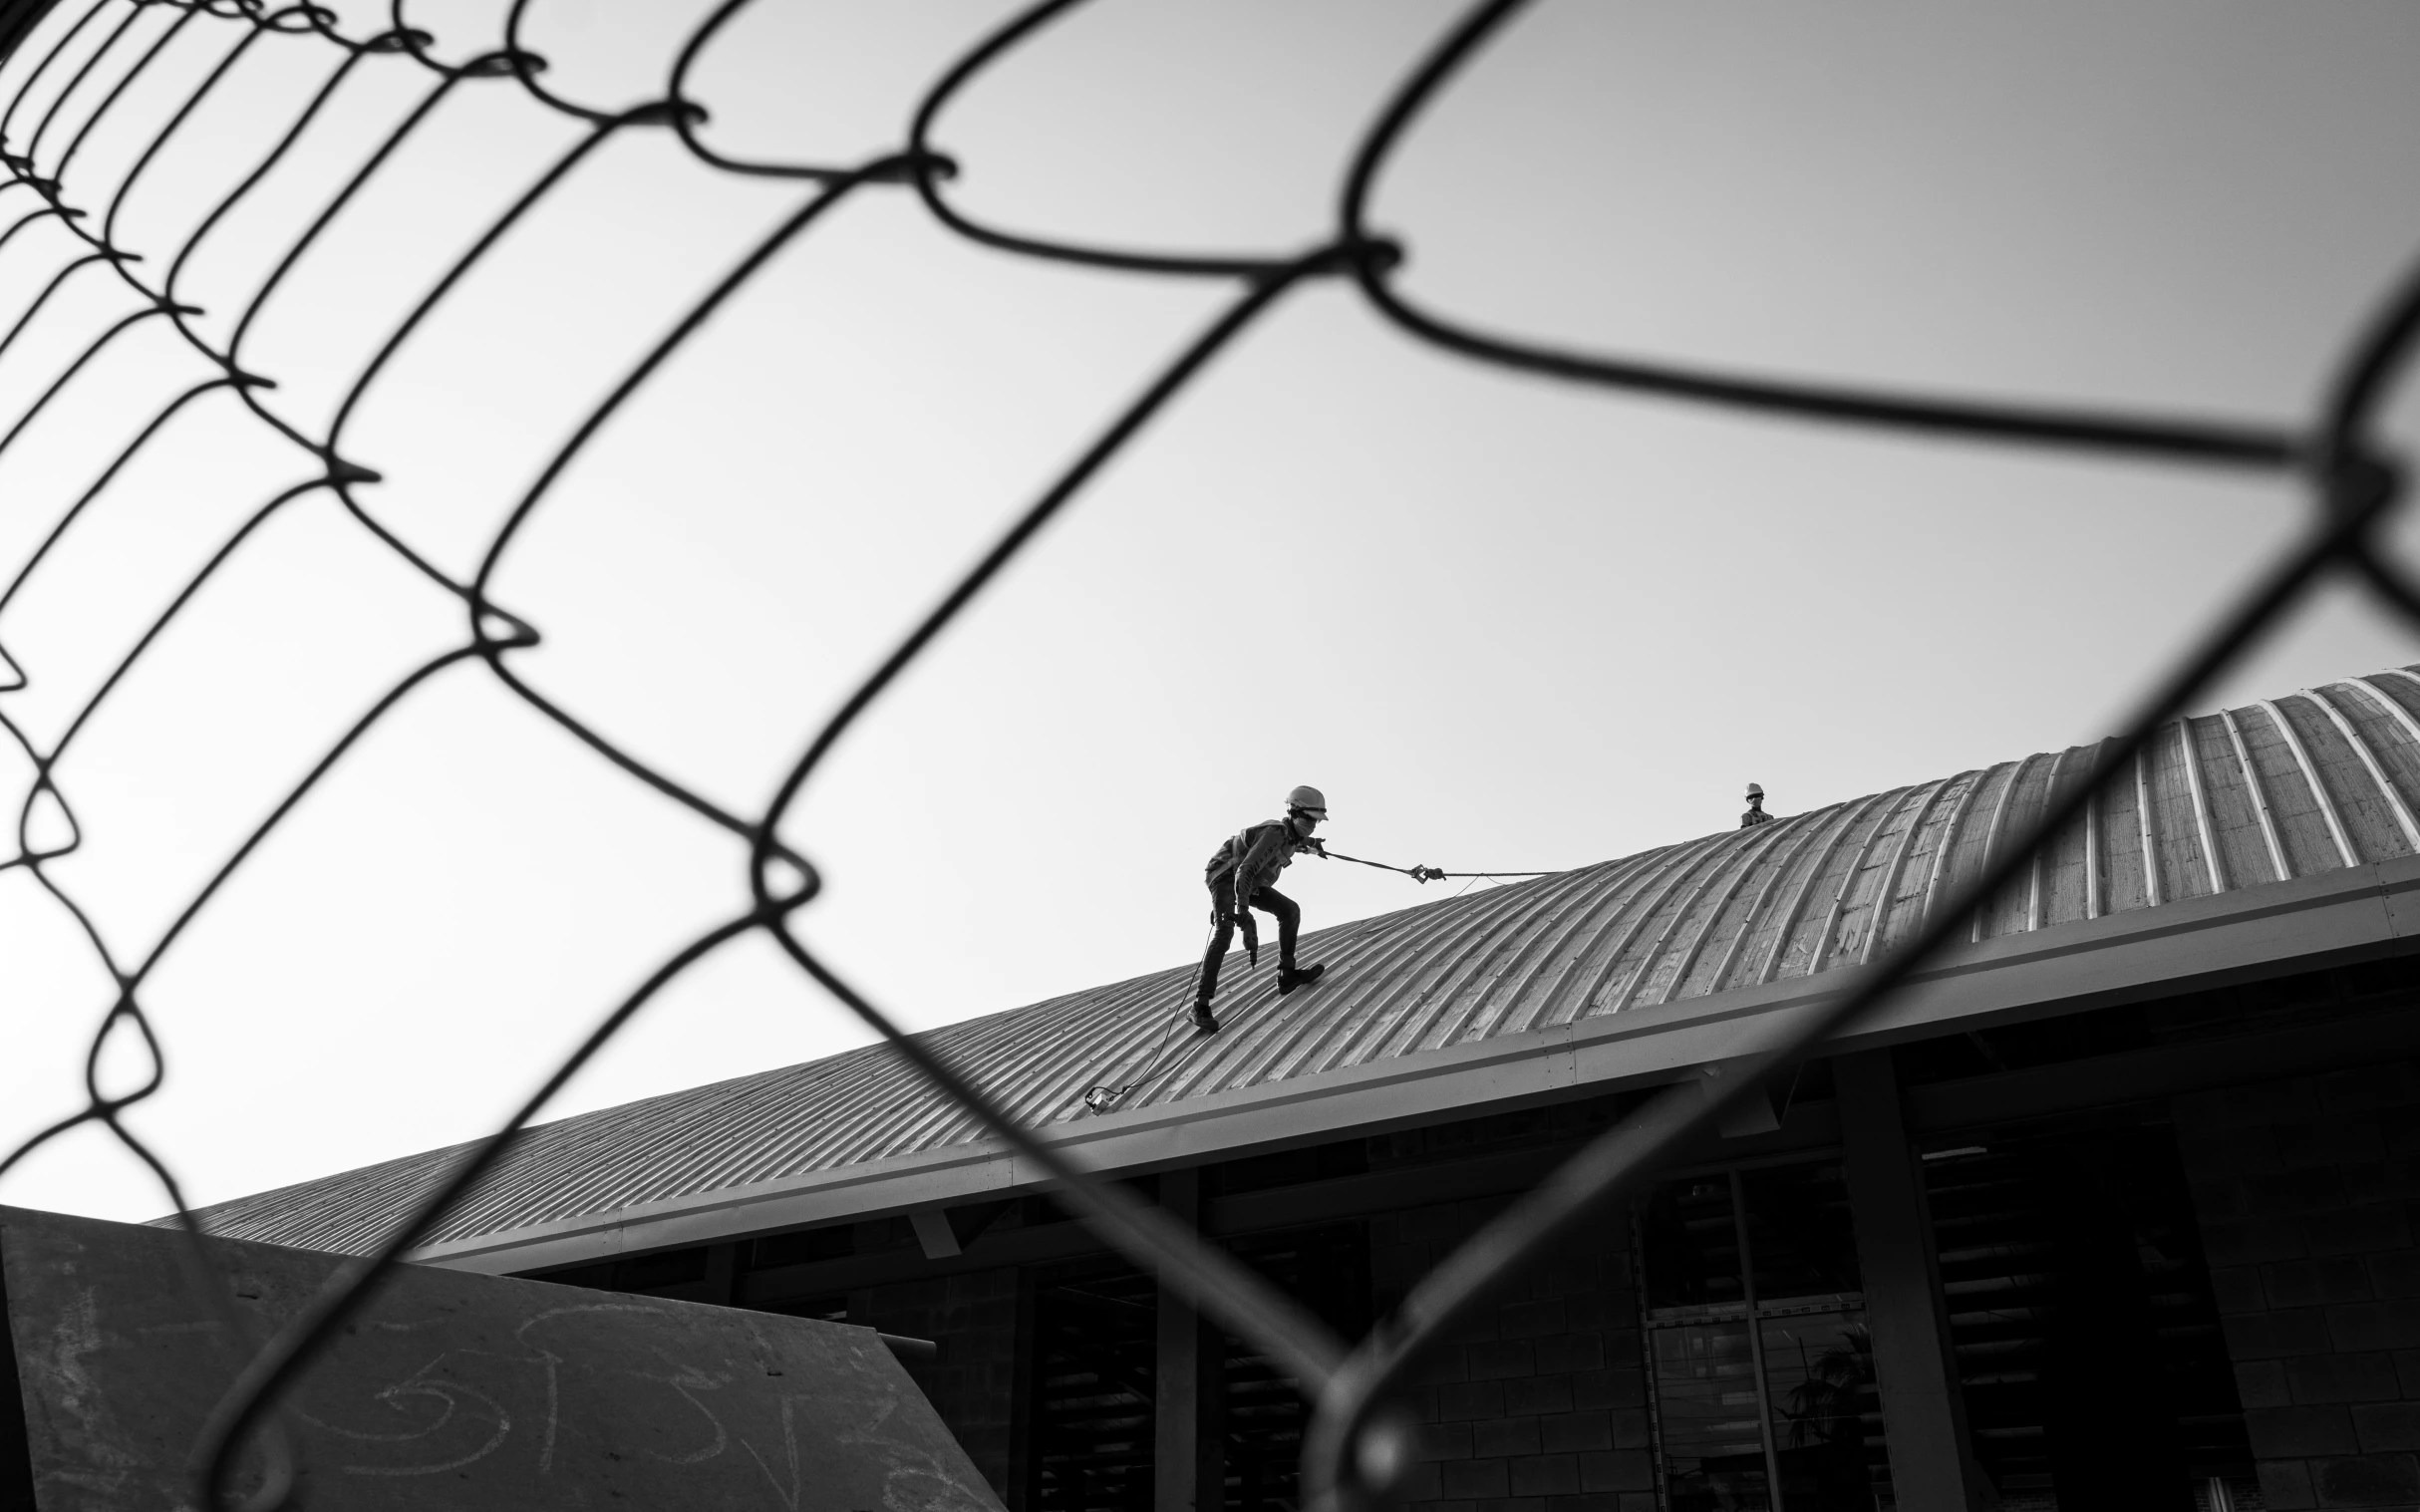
[1192,785,1331,1033]
[1741,782,1772,828]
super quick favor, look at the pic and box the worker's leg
[1251,887,1324,993]
[1251,887,1301,972]
[1194,878,1237,1005]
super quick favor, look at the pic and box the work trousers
[1195,876,1299,1005]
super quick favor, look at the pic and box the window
[1638,1161,1891,1512]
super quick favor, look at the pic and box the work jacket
[1205,818,1319,900]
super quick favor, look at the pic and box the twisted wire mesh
[0,1,2413,1508]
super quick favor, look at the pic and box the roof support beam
[908,1210,960,1259]
[1155,1169,1219,1512]
[1838,1052,1990,1512]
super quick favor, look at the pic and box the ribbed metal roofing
[190,667,2420,1255]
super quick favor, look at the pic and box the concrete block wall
[1371,1198,1656,1512]
[2176,1058,2420,1510]
[854,1266,1028,1503]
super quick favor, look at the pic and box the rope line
[1320,847,1557,883]
[0,5,2409,1512]
[1079,999,1229,1116]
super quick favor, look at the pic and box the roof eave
[409,850,2420,1276]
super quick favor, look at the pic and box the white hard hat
[1745,783,1765,798]
[1287,784,1328,813]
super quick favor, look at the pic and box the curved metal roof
[189,666,2420,1257]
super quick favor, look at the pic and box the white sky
[3,0,2419,1224]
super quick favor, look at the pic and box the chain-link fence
[0,2,2414,1508]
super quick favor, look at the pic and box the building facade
[193,670,2420,1511]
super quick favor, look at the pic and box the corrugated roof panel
[1768,792,1896,979]
[185,666,2420,1256]
[2334,681,2420,837]
[2142,730,2199,904]
[1965,756,2037,939]
[2197,714,2272,887]
[2240,703,2347,874]
[1493,857,1663,1035]
[2034,747,2091,929]
[2301,686,2420,860]
[1839,781,1945,966]
[2102,747,2150,915]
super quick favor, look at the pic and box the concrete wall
[2178,1058,2420,1509]
[852,1267,1030,1506]
[1371,1198,1656,1512]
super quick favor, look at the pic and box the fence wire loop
[0,1,2410,1509]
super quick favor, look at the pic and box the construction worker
[1741,782,1772,828]
[1192,785,1330,1033]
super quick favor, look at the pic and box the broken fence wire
[0,1,2409,1509]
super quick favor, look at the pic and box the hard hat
[1287,784,1328,813]
[1745,783,1765,798]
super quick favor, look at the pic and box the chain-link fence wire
[0,0,2414,1506]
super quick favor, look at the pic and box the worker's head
[1745,782,1765,807]
[1286,784,1328,832]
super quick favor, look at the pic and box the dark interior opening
[1022,1222,1372,1512]
[1214,1223,1373,1512]
[1028,1260,1158,1512]
[1924,1121,2252,1512]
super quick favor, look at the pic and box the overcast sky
[3,0,2418,1225]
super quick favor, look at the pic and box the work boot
[1278,963,1326,996]
[1189,1002,1220,1034]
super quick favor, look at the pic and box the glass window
[1740,1161,1861,1301]
[1761,1310,1884,1510]
[1641,1175,1746,1311]
[1638,1163,1893,1512]
[1652,1321,1769,1511]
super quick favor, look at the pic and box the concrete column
[1836,1051,1989,1511]
[1154,1169,1221,1512]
